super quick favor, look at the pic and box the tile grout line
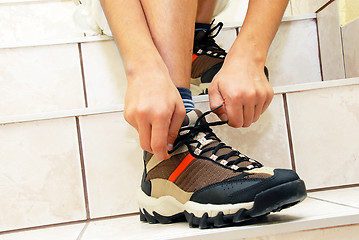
[0,78,358,126]
[75,117,91,219]
[339,27,347,79]
[282,94,296,171]
[77,43,89,108]
[0,212,140,236]
[76,222,89,240]
[308,196,359,210]
[308,183,359,193]
[0,220,87,236]
[314,16,325,82]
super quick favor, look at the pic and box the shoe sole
[138,179,307,229]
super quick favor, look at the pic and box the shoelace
[194,20,227,58]
[169,106,262,171]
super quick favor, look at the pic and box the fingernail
[167,144,173,152]
[219,113,228,121]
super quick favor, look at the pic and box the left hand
[208,58,274,128]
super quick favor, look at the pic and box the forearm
[226,0,289,65]
[100,0,164,78]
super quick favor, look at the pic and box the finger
[262,88,274,114]
[243,103,255,127]
[226,100,244,128]
[138,121,152,153]
[167,104,186,151]
[209,82,228,121]
[262,94,274,114]
[151,119,171,160]
[253,103,263,123]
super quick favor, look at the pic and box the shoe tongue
[194,30,208,42]
[181,109,205,127]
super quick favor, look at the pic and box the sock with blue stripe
[177,87,195,113]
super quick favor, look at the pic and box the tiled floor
[309,187,359,209]
[1,188,358,240]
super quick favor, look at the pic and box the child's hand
[124,64,186,160]
[209,57,273,128]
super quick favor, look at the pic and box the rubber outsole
[139,179,307,229]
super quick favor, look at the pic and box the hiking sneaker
[138,107,307,229]
[191,21,269,95]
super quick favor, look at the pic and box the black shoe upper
[190,169,300,204]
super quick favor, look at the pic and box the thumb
[209,82,228,121]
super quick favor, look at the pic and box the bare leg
[140,0,198,89]
[196,0,218,24]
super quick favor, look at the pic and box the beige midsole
[138,189,254,218]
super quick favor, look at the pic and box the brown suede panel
[174,158,238,192]
[244,173,272,179]
[191,55,223,78]
[146,152,188,181]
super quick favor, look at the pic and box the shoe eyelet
[231,165,239,170]
[194,148,202,155]
[220,160,228,165]
[247,165,254,170]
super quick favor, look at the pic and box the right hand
[124,65,186,160]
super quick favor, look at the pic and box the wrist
[125,53,167,81]
[226,40,267,66]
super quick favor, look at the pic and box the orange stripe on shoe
[192,54,198,63]
[168,154,195,182]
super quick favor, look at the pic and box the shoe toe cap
[190,169,301,204]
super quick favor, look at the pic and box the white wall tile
[0,223,85,240]
[317,0,346,80]
[342,18,359,78]
[0,118,86,231]
[216,0,292,24]
[79,112,143,218]
[266,19,322,86]
[291,0,329,15]
[0,1,83,44]
[215,28,237,52]
[215,0,249,24]
[195,95,292,169]
[81,41,127,107]
[287,85,359,189]
[0,44,85,116]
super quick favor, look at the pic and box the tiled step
[0,79,358,234]
[1,188,358,239]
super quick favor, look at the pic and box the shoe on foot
[138,107,307,229]
[191,20,269,96]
